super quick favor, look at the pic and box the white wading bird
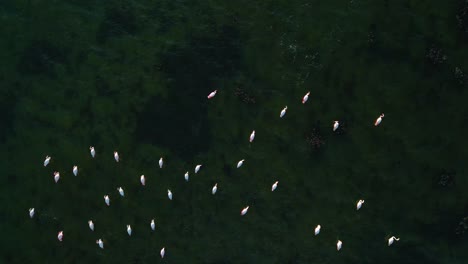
[96,239,104,249]
[104,195,110,206]
[207,90,217,99]
[44,156,51,167]
[127,225,132,236]
[280,106,288,118]
[337,240,343,251]
[29,208,35,218]
[57,231,64,242]
[117,187,124,197]
[88,220,94,231]
[375,113,385,126]
[73,165,78,176]
[302,91,310,104]
[333,121,340,131]
[184,171,189,181]
[237,159,245,168]
[159,157,163,168]
[114,151,119,162]
[241,206,249,216]
[356,199,365,210]
[140,175,146,186]
[151,219,155,231]
[160,247,165,258]
[53,172,60,183]
[212,183,218,195]
[249,130,255,143]
[167,190,173,200]
[314,225,321,235]
[195,164,202,174]
[272,181,279,191]
[388,236,400,246]
[90,146,95,158]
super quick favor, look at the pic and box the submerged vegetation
[0,0,467,263]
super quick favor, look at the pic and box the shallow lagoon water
[0,0,467,263]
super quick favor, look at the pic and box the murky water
[1,0,467,263]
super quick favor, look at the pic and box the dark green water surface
[1,0,467,263]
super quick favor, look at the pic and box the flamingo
[90,146,95,158]
[207,90,217,99]
[104,195,110,206]
[53,172,60,183]
[117,187,124,197]
[375,113,385,126]
[44,156,51,167]
[195,164,202,174]
[140,175,146,186]
[249,130,255,143]
[314,225,321,235]
[337,240,343,251]
[388,236,400,246]
[237,159,245,168]
[96,239,104,249]
[88,220,94,231]
[57,231,64,242]
[356,199,365,210]
[280,106,288,118]
[272,181,279,191]
[333,121,339,131]
[241,206,249,216]
[29,208,35,218]
[302,92,310,104]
